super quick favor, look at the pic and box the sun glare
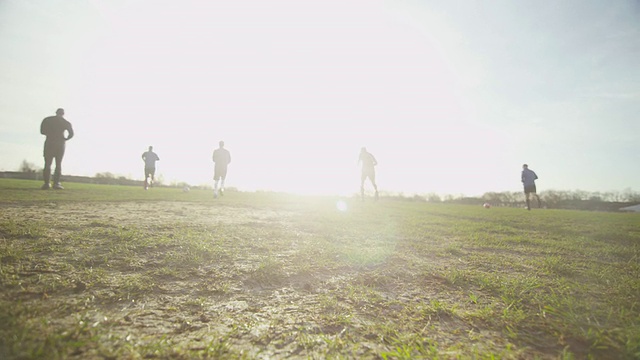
[30,0,500,196]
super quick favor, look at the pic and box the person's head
[149,146,153,151]
[219,141,225,148]
[522,164,528,169]
[361,147,367,153]
[56,108,64,116]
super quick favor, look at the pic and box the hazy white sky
[1,0,638,196]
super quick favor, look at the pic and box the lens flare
[336,200,348,212]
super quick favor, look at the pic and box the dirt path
[1,200,554,359]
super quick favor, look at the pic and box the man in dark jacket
[40,108,74,189]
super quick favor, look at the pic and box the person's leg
[42,154,53,189]
[144,168,150,189]
[51,145,65,188]
[525,191,531,210]
[370,172,378,200]
[52,155,63,188]
[219,168,227,195]
[149,168,155,186]
[213,170,220,198]
[360,173,366,201]
[534,193,541,208]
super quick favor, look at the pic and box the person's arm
[372,155,378,166]
[142,153,146,161]
[65,122,74,140]
[40,119,47,136]
[521,171,525,183]
[227,151,231,165]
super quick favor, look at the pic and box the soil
[1,201,556,359]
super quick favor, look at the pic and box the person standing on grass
[522,163,541,210]
[212,140,231,198]
[359,147,379,201]
[142,146,160,189]
[40,108,74,190]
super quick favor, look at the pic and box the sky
[1,0,639,196]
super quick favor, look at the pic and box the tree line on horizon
[412,189,640,212]
[8,159,640,211]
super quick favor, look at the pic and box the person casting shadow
[359,147,379,201]
[141,146,160,190]
[521,163,541,210]
[212,140,231,198]
[40,108,74,189]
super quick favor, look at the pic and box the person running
[521,164,541,210]
[359,147,379,201]
[212,140,231,198]
[141,146,160,189]
[40,108,74,189]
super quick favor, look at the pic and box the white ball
[183,186,190,192]
[483,203,491,208]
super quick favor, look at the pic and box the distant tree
[425,193,441,202]
[588,193,602,202]
[622,188,640,202]
[482,192,502,204]
[570,190,588,201]
[19,159,38,173]
[95,172,115,179]
[541,190,562,207]
[601,192,617,202]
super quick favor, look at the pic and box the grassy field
[0,178,638,359]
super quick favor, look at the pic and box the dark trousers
[43,141,65,184]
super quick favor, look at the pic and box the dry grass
[0,179,639,359]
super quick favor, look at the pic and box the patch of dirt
[0,201,560,359]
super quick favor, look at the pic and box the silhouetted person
[212,140,231,198]
[40,108,74,189]
[359,147,378,201]
[142,146,160,189]
[522,164,541,210]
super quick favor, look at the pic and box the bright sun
[60,0,491,196]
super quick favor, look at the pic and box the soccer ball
[183,186,190,193]
[483,203,491,208]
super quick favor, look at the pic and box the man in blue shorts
[521,164,541,210]
[40,108,74,189]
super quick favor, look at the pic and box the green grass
[0,178,639,359]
